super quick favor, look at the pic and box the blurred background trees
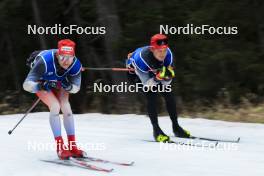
[0,0,264,120]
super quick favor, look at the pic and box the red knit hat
[58,39,75,56]
[150,34,168,49]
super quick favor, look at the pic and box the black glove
[61,78,72,91]
[39,81,59,91]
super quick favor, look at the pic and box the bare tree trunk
[31,0,47,49]
[253,0,264,52]
[95,0,122,64]
[5,32,21,90]
[95,0,127,113]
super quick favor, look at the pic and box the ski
[143,139,218,148]
[40,157,114,173]
[189,136,240,143]
[170,136,240,143]
[77,156,134,166]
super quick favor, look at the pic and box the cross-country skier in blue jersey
[23,39,85,159]
[126,34,190,142]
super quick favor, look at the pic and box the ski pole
[81,67,134,72]
[8,98,41,135]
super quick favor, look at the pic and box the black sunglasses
[156,39,168,46]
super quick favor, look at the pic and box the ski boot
[156,134,170,142]
[153,126,170,143]
[173,125,191,138]
[67,135,86,158]
[55,136,73,160]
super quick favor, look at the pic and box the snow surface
[0,112,263,176]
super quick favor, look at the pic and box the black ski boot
[153,126,170,142]
[173,125,191,138]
